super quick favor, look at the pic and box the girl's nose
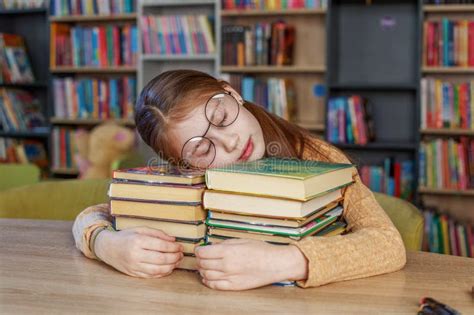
[208,129,239,153]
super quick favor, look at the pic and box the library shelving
[137,0,221,160]
[325,0,422,202]
[220,3,328,133]
[420,2,474,224]
[0,6,51,174]
[49,1,138,177]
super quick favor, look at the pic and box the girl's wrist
[279,245,309,282]
[92,226,115,261]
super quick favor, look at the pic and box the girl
[72,69,406,291]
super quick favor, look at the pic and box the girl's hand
[94,227,184,278]
[195,239,308,291]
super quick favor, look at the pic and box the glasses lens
[181,136,216,169]
[205,93,239,127]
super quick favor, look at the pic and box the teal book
[206,157,354,201]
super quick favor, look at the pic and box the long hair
[134,69,337,164]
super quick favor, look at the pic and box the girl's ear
[219,80,244,105]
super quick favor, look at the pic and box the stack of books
[108,164,207,270]
[203,158,355,246]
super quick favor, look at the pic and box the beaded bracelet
[90,225,116,261]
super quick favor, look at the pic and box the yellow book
[114,217,206,239]
[110,199,206,222]
[207,201,341,228]
[177,255,197,271]
[205,158,354,201]
[108,181,205,203]
[440,215,451,255]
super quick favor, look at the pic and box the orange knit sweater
[72,136,407,288]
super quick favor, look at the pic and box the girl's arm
[291,145,407,288]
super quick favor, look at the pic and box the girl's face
[171,85,265,168]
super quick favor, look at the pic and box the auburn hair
[135,69,338,165]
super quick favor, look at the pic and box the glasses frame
[180,91,241,169]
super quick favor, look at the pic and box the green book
[206,206,343,238]
[205,157,355,201]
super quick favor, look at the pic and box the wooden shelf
[221,65,325,73]
[332,142,417,151]
[50,117,135,126]
[50,66,137,74]
[142,0,216,7]
[423,5,474,13]
[330,83,418,91]
[51,168,79,175]
[0,8,46,15]
[0,82,47,89]
[420,128,474,137]
[0,130,50,139]
[422,67,474,74]
[418,187,474,197]
[222,8,326,16]
[49,13,137,23]
[296,121,325,132]
[142,54,217,61]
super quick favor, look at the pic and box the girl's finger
[199,269,227,281]
[137,262,176,276]
[141,236,183,253]
[202,278,232,291]
[196,258,225,272]
[139,250,183,265]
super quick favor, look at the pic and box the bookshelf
[420,2,474,224]
[0,5,50,173]
[48,0,138,177]
[137,0,221,160]
[220,2,328,133]
[325,0,422,201]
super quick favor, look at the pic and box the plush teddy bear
[74,122,136,179]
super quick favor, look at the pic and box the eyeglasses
[181,91,240,169]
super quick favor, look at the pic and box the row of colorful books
[423,19,474,67]
[141,15,215,56]
[0,138,48,168]
[222,0,328,10]
[326,95,375,145]
[0,88,45,132]
[423,0,474,4]
[225,74,296,121]
[422,209,473,258]
[419,137,474,190]
[108,158,355,273]
[222,21,295,66]
[0,0,45,9]
[50,0,135,16]
[51,127,78,170]
[421,78,474,130]
[50,24,138,68]
[52,76,136,120]
[360,159,414,201]
[0,33,35,84]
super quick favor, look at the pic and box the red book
[113,26,121,66]
[394,162,401,197]
[60,129,66,168]
[468,21,474,66]
[426,22,434,66]
[98,26,108,67]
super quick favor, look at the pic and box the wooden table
[0,219,473,314]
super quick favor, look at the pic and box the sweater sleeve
[72,203,114,260]
[290,140,407,288]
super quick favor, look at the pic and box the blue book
[76,81,86,118]
[242,77,255,102]
[442,18,449,66]
[345,98,354,144]
[176,16,187,54]
[418,145,426,187]
[92,28,99,67]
